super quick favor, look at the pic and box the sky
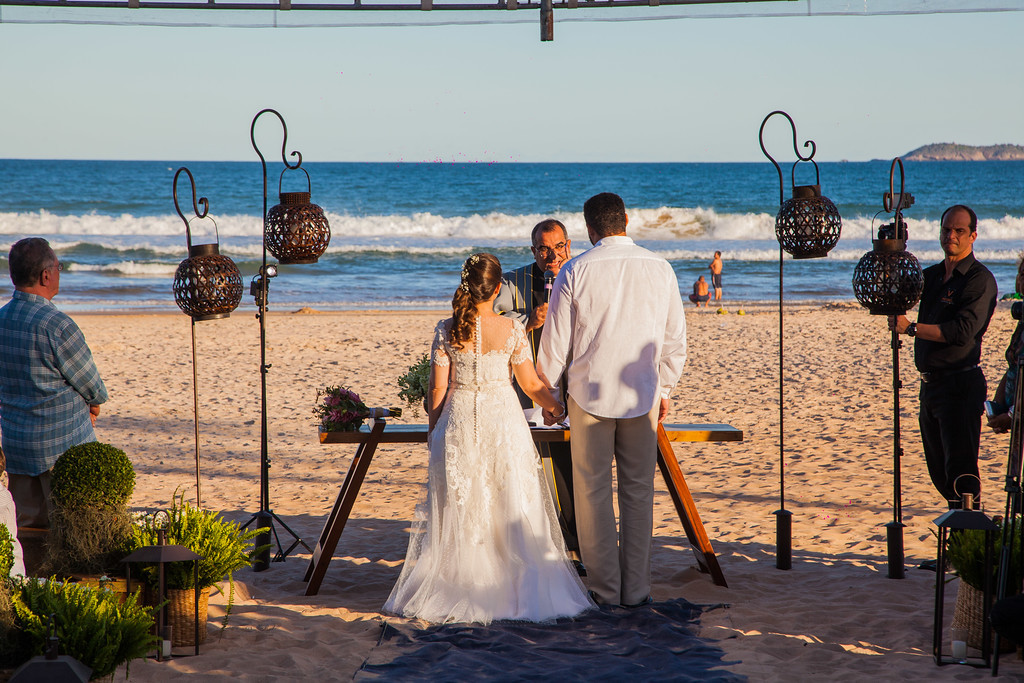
[0,9,1022,162]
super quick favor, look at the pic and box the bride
[383,253,594,625]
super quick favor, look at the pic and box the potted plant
[314,385,369,433]
[397,353,430,412]
[946,515,1022,650]
[132,491,262,647]
[11,577,157,679]
[44,442,136,588]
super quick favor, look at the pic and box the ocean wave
[3,207,1023,249]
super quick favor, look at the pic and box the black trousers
[538,440,579,553]
[918,367,986,507]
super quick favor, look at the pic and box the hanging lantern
[853,158,924,315]
[777,184,842,259]
[265,169,330,265]
[171,168,243,321]
[759,110,842,260]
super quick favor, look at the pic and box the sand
[60,302,1023,680]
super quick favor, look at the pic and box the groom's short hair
[584,193,627,238]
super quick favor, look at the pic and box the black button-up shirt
[915,251,998,372]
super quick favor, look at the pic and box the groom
[538,192,686,607]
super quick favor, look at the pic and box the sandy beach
[61,302,1023,681]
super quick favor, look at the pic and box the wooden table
[303,421,742,596]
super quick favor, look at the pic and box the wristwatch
[907,322,917,337]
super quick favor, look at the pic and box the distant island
[903,143,1024,161]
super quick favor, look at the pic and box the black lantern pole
[172,167,243,508]
[759,110,842,570]
[244,108,319,571]
[852,158,924,580]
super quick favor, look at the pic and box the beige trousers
[567,395,658,606]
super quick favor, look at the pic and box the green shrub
[947,515,1023,591]
[133,491,263,629]
[0,523,12,579]
[52,442,135,510]
[13,577,157,679]
[398,353,430,407]
[134,492,261,591]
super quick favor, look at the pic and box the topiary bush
[13,577,157,679]
[45,442,136,577]
[52,442,135,510]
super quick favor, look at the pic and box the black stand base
[775,508,792,570]
[243,509,310,572]
[886,521,905,579]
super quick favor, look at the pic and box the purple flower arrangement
[314,385,369,432]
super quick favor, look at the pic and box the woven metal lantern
[759,110,842,260]
[171,168,243,321]
[776,184,842,259]
[265,169,330,264]
[853,158,924,315]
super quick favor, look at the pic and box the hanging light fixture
[759,110,843,570]
[170,167,242,509]
[171,168,243,321]
[852,157,924,580]
[853,158,924,315]
[265,172,331,264]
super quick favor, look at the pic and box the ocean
[1,159,1023,313]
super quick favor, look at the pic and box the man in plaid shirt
[0,237,108,530]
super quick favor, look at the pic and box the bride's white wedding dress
[383,315,593,625]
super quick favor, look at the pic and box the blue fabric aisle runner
[357,598,744,682]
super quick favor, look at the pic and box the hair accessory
[459,282,470,293]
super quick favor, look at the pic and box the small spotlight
[260,264,279,278]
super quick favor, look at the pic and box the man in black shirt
[889,205,997,508]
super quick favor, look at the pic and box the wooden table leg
[303,419,386,596]
[656,423,728,587]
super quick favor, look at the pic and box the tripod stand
[992,352,1024,674]
[241,108,313,571]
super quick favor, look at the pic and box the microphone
[363,407,403,419]
[544,270,555,303]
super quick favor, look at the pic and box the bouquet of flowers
[397,353,430,407]
[314,385,368,432]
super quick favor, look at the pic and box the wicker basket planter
[951,581,1016,652]
[166,586,211,647]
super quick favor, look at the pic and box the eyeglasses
[533,242,567,258]
[38,261,63,279]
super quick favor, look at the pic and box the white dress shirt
[537,235,686,419]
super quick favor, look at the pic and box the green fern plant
[947,515,1023,591]
[133,491,264,628]
[13,577,157,679]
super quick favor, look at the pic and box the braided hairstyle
[451,252,502,349]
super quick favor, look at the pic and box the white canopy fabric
[1,0,1022,28]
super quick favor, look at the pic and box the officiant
[493,219,583,575]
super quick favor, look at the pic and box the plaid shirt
[0,291,108,476]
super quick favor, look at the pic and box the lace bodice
[431,316,532,389]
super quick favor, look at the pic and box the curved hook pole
[759,110,821,206]
[250,109,303,253]
[886,157,907,217]
[173,167,210,251]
